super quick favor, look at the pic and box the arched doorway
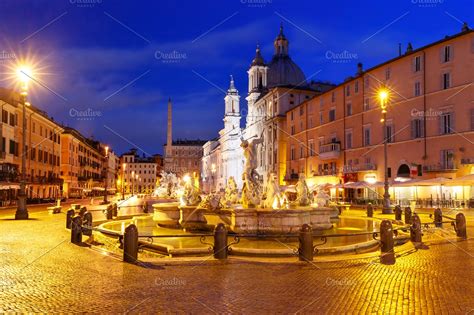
[397,164,411,178]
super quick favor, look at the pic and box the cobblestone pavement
[0,208,474,314]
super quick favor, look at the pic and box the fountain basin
[153,202,180,228]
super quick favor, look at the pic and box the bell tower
[224,75,241,132]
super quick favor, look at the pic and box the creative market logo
[325,50,358,63]
[154,50,187,64]
[69,0,103,8]
[0,50,16,64]
[69,108,103,121]
[240,0,273,8]
[411,108,443,120]
[411,0,444,8]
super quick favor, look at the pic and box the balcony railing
[343,163,377,173]
[461,158,474,165]
[318,142,341,160]
[26,176,64,185]
[423,163,457,172]
[313,169,338,176]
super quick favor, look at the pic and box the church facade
[201,25,334,191]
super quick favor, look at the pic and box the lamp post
[103,146,109,204]
[131,171,135,195]
[15,67,32,220]
[379,88,392,214]
[135,174,139,194]
[122,163,126,200]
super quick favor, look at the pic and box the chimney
[462,22,469,32]
[357,62,363,75]
[406,42,413,54]
[166,98,172,156]
[398,43,402,56]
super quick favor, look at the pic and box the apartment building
[286,25,474,201]
[120,149,157,195]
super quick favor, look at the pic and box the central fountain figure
[240,132,264,208]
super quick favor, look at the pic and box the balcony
[343,163,377,173]
[461,158,474,165]
[318,142,341,160]
[284,173,299,182]
[423,163,457,173]
[313,169,338,176]
[26,176,64,185]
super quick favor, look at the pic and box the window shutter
[440,150,445,167]
[439,115,444,135]
[440,47,445,63]
[411,120,416,139]
[411,57,415,73]
[421,119,425,137]
[450,45,454,60]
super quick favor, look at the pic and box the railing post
[213,223,228,260]
[454,213,467,239]
[434,208,443,228]
[367,203,373,218]
[113,203,118,217]
[394,205,402,221]
[105,204,113,220]
[410,213,422,243]
[299,224,313,262]
[82,212,93,236]
[66,209,75,229]
[79,206,87,218]
[123,224,138,263]
[71,215,82,245]
[379,220,395,265]
[404,207,412,224]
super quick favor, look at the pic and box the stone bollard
[82,212,93,236]
[299,224,314,262]
[404,207,412,224]
[394,205,402,221]
[454,213,467,239]
[71,215,83,244]
[123,224,139,263]
[434,208,443,228]
[66,209,75,229]
[113,203,118,217]
[379,220,395,265]
[79,207,87,218]
[410,213,422,243]
[105,205,113,220]
[213,223,228,260]
[367,203,373,218]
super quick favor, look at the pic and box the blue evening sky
[0,0,472,155]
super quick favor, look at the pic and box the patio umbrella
[416,177,453,203]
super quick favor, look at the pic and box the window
[385,67,391,80]
[354,81,359,93]
[2,110,8,123]
[442,72,451,89]
[440,149,454,169]
[364,126,371,146]
[319,98,323,108]
[290,146,295,160]
[331,92,335,102]
[309,141,315,156]
[346,103,352,116]
[290,111,294,120]
[440,112,454,134]
[414,55,421,72]
[9,113,15,126]
[411,119,424,138]
[346,85,350,96]
[414,81,421,96]
[299,107,304,116]
[471,109,474,131]
[329,109,336,122]
[364,98,370,111]
[291,125,295,135]
[300,145,304,159]
[345,130,353,149]
[385,124,394,143]
[364,76,369,88]
[9,140,17,156]
[319,112,323,125]
[442,45,452,63]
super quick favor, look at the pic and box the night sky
[0,0,472,156]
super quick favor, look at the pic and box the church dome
[267,55,306,87]
[267,24,307,87]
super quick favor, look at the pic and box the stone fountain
[153,135,337,234]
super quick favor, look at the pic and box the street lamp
[103,146,109,204]
[15,66,33,220]
[378,87,392,214]
[122,163,126,199]
[131,171,135,195]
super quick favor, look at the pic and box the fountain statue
[223,176,239,207]
[154,171,179,198]
[240,133,264,208]
[261,172,283,209]
[295,173,313,206]
[199,191,223,211]
[180,176,201,206]
[314,188,330,208]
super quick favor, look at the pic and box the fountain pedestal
[179,206,207,231]
[153,202,180,228]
